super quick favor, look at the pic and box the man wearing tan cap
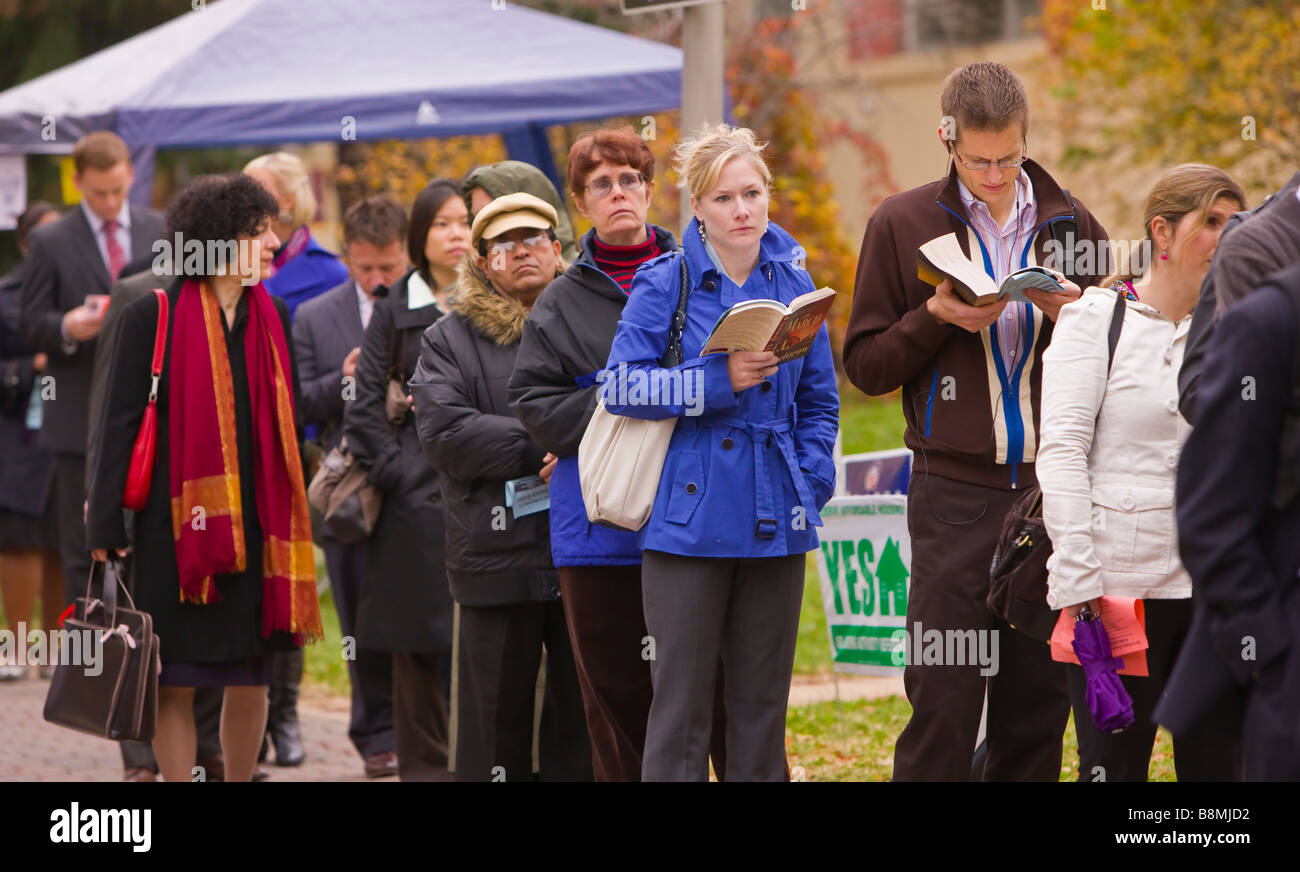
[409,192,592,781]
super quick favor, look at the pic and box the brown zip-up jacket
[842,159,1109,490]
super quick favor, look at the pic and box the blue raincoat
[603,218,839,558]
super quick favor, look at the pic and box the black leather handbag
[43,558,160,742]
[988,487,1057,641]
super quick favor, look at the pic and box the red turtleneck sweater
[591,229,661,294]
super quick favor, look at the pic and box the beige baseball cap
[470,192,558,248]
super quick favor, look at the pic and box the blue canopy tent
[0,0,683,203]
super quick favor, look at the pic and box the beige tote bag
[579,250,691,531]
[579,400,677,531]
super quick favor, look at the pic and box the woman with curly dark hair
[86,174,322,782]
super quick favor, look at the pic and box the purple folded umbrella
[1072,615,1135,733]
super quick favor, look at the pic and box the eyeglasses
[949,144,1027,172]
[488,233,552,256]
[584,172,644,199]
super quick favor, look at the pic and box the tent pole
[503,124,564,199]
[127,143,156,207]
[680,1,725,229]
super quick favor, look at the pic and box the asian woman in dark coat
[87,174,322,783]
[341,178,465,781]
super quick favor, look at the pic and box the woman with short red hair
[509,126,691,781]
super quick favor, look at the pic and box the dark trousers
[557,565,652,781]
[393,650,451,780]
[892,472,1071,781]
[1070,597,1242,781]
[454,599,592,782]
[640,550,804,782]
[321,538,395,758]
[558,564,730,781]
[53,453,90,607]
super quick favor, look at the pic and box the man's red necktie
[103,218,126,282]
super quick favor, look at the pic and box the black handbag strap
[1019,290,1126,522]
[1105,287,1126,377]
[660,248,691,368]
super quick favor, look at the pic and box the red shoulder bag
[122,289,168,511]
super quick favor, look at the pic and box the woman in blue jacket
[604,123,839,781]
[245,152,348,320]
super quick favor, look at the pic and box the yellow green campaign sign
[814,496,912,675]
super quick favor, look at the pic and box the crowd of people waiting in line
[1,59,1297,782]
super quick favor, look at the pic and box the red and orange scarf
[167,278,322,643]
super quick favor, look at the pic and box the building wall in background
[732,0,1134,250]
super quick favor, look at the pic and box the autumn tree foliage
[337,136,507,209]
[725,10,897,353]
[1040,0,1299,201]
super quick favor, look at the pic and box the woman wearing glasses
[411,192,593,780]
[511,126,739,781]
[602,123,839,781]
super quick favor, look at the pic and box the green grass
[302,547,347,695]
[786,697,1179,781]
[793,388,906,676]
[837,387,906,456]
[794,553,830,675]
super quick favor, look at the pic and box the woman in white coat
[1037,164,1244,781]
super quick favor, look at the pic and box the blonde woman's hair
[243,151,316,227]
[673,122,772,201]
[1103,163,1245,287]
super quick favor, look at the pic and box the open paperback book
[918,232,1068,306]
[700,287,836,363]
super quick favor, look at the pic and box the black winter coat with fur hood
[409,258,558,606]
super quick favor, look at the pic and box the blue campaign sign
[841,448,912,496]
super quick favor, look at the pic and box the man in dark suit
[1160,261,1300,780]
[20,131,164,620]
[291,197,407,778]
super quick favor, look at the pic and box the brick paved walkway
[1,667,904,782]
[0,675,385,782]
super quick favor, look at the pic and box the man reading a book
[841,62,1110,781]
